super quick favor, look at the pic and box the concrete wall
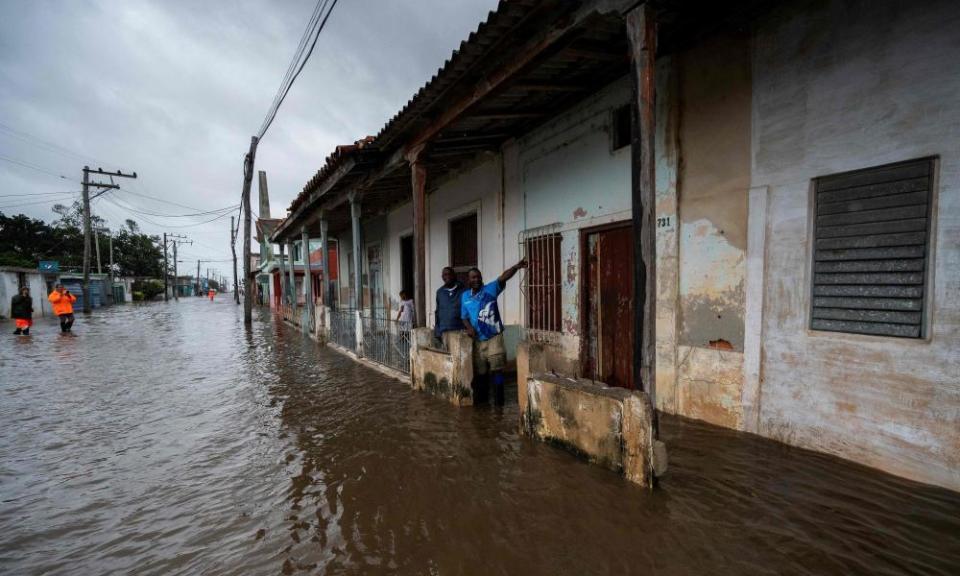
[750,0,960,490]
[410,328,474,406]
[669,30,753,430]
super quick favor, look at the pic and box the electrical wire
[0,154,77,182]
[0,190,82,198]
[0,121,106,166]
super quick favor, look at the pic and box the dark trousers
[472,373,505,406]
[58,313,74,331]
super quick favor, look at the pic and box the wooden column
[301,226,314,332]
[410,157,427,327]
[278,242,288,310]
[626,4,657,404]
[350,193,364,355]
[319,213,329,307]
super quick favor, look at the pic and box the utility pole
[163,233,169,301]
[108,233,115,303]
[197,259,201,296]
[242,137,259,325]
[231,216,240,304]
[82,166,136,313]
[173,241,179,302]
[166,234,190,302]
[94,227,102,274]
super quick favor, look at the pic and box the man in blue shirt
[434,266,466,348]
[461,258,527,405]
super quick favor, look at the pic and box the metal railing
[361,312,411,374]
[329,307,356,351]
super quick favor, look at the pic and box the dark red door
[583,224,634,389]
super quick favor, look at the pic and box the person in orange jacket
[48,284,77,333]
[208,288,215,301]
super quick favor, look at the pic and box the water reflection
[0,299,957,575]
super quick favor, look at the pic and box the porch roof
[272,0,772,241]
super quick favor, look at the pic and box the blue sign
[38,260,59,273]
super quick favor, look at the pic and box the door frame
[579,219,634,384]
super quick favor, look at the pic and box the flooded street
[1,299,958,575]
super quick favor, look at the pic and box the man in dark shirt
[434,266,466,348]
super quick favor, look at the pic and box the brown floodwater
[1,298,958,575]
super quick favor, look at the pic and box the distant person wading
[48,284,77,333]
[11,286,34,336]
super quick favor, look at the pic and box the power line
[0,154,77,182]
[257,0,339,141]
[0,121,106,166]
[0,189,82,198]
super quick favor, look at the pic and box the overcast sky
[0,0,497,269]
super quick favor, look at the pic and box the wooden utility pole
[166,234,189,301]
[81,166,135,313]
[231,216,240,304]
[408,151,427,327]
[197,260,201,296]
[241,136,259,325]
[163,233,169,301]
[173,241,179,302]
[108,233,114,303]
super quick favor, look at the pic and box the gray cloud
[0,0,497,265]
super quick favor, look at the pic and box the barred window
[811,157,934,338]
[520,224,562,341]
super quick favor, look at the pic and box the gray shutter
[811,158,934,338]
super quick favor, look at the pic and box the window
[810,157,934,338]
[449,212,478,284]
[611,104,631,151]
[520,224,563,340]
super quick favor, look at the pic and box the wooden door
[583,224,634,389]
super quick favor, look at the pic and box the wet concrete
[1,299,958,575]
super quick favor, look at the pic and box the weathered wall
[673,29,753,429]
[410,328,474,406]
[522,371,656,487]
[752,0,960,489]
[517,77,633,365]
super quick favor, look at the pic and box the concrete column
[319,214,329,307]
[742,186,770,434]
[286,241,296,312]
[350,193,364,356]
[301,226,314,334]
[278,242,288,311]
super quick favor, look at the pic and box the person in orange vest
[208,288,215,301]
[48,284,77,333]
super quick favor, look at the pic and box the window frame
[805,156,938,341]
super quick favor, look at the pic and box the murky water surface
[1,300,958,575]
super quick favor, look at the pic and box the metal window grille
[810,157,934,338]
[329,307,357,351]
[361,310,412,374]
[519,223,563,343]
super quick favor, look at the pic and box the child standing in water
[396,290,415,338]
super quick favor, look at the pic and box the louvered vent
[811,158,934,338]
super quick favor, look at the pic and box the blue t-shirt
[434,282,466,337]
[461,280,504,341]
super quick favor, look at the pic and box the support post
[81,167,92,313]
[626,4,657,410]
[197,260,201,297]
[163,232,169,301]
[350,193,364,355]
[302,226,315,333]
[287,242,296,314]
[232,216,240,304]
[319,215,329,307]
[409,155,427,327]
[108,234,114,303]
[278,242,288,312]
[242,136,259,325]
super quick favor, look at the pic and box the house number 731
[656,216,672,228]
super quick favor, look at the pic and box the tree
[112,229,163,277]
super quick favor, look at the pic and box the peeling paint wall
[672,29,753,429]
[752,0,960,490]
